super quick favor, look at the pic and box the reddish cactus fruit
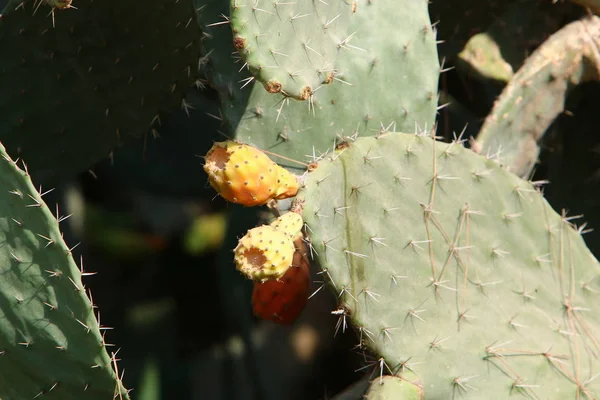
[251,238,311,325]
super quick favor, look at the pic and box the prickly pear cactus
[474,16,600,179]
[0,0,201,184]
[230,0,354,100]
[298,132,600,398]
[0,142,128,399]
[201,0,439,165]
[365,376,423,400]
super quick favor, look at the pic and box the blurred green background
[40,84,369,400]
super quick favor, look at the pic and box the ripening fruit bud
[234,225,295,282]
[234,212,304,281]
[270,211,303,241]
[203,141,299,206]
[272,165,300,200]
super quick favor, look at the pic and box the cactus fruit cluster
[233,222,295,282]
[233,212,303,282]
[202,140,310,321]
[234,212,309,323]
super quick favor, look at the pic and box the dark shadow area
[533,81,600,259]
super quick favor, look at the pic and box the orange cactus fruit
[252,238,311,325]
[203,141,299,206]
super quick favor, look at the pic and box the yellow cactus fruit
[270,212,303,241]
[234,225,295,281]
[273,165,300,200]
[203,141,299,206]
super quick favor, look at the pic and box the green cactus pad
[230,0,354,100]
[196,0,242,103]
[299,132,600,399]
[0,0,201,184]
[0,141,128,398]
[365,376,423,400]
[474,15,600,179]
[229,0,439,167]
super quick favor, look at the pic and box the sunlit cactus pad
[0,142,128,399]
[299,132,600,399]
[230,0,354,99]
[365,375,423,400]
[225,0,439,166]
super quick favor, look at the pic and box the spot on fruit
[206,145,230,170]
[243,248,267,271]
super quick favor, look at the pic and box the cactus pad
[365,376,423,400]
[230,0,354,100]
[299,132,600,398]
[474,16,600,178]
[0,142,128,399]
[205,0,439,166]
[0,0,201,184]
[203,140,299,206]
